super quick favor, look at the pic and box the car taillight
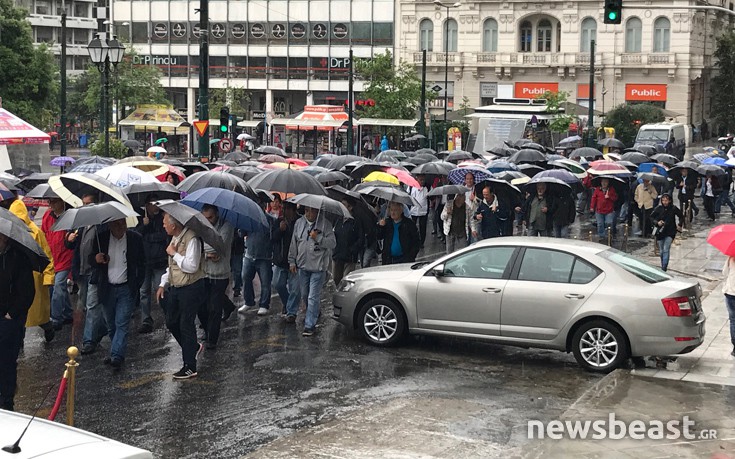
[662,296,692,317]
[675,337,696,341]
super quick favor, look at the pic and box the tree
[209,87,251,118]
[83,46,168,119]
[604,103,664,146]
[355,50,432,120]
[89,138,126,159]
[66,72,96,129]
[539,90,575,134]
[712,31,735,133]
[0,0,58,128]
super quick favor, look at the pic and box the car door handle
[565,293,585,299]
[482,287,502,293]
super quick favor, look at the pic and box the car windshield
[637,129,669,142]
[598,248,671,283]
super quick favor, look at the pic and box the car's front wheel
[357,298,406,347]
[571,320,629,373]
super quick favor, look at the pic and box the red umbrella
[588,161,630,175]
[384,167,420,188]
[259,154,288,164]
[707,225,735,257]
[286,157,309,167]
[156,164,186,183]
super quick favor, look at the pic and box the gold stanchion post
[622,223,629,251]
[66,346,79,426]
[607,226,612,246]
[588,230,593,242]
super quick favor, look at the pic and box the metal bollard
[622,224,629,252]
[66,346,79,427]
[589,230,593,242]
[607,226,612,246]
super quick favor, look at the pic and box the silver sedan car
[333,237,706,372]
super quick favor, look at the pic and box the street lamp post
[87,34,124,157]
[433,0,460,149]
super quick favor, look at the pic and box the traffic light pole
[419,50,427,148]
[198,0,210,161]
[347,48,353,156]
[587,40,595,147]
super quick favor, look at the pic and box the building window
[132,22,148,44]
[373,23,393,45]
[36,26,54,43]
[580,17,596,52]
[482,18,498,52]
[653,17,670,52]
[520,20,532,52]
[537,19,552,52]
[34,0,50,15]
[443,18,458,52]
[351,22,372,45]
[625,17,642,53]
[73,3,88,17]
[419,19,433,52]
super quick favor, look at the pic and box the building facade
[112,0,395,126]
[396,0,729,128]
[15,0,98,73]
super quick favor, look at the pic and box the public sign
[514,82,559,98]
[218,138,233,153]
[625,84,667,102]
[193,120,210,137]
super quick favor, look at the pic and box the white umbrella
[96,165,159,187]
[237,133,255,141]
[147,146,167,154]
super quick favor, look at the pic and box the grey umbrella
[697,164,726,177]
[620,152,650,165]
[0,207,49,272]
[569,147,603,160]
[357,185,418,206]
[123,181,181,209]
[52,202,140,231]
[228,166,262,182]
[598,138,626,149]
[248,168,327,195]
[650,153,679,166]
[15,173,53,192]
[412,162,451,176]
[154,199,226,254]
[256,145,290,157]
[26,183,59,199]
[286,194,353,220]
[178,171,258,202]
[224,151,250,163]
[315,171,351,184]
[637,172,668,186]
[123,140,142,149]
[446,151,474,163]
[427,184,469,197]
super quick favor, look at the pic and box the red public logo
[625,84,667,102]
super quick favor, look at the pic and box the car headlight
[337,280,355,292]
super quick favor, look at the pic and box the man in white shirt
[409,175,429,248]
[156,213,207,379]
[91,218,144,369]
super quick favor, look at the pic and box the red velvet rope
[47,374,68,421]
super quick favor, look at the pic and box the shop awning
[270,118,346,128]
[118,105,191,128]
[356,118,418,127]
[238,120,263,128]
[0,108,51,145]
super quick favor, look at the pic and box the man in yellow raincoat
[9,199,56,342]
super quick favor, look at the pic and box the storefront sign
[480,82,497,98]
[172,23,187,38]
[192,24,203,38]
[132,55,179,66]
[272,23,286,39]
[328,57,350,68]
[577,83,593,99]
[333,23,348,39]
[313,23,327,39]
[625,84,667,101]
[291,23,306,39]
[251,23,265,39]
[211,23,225,39]
[231,23,246,39]
[153,23,168,39]
[514,82,559,98]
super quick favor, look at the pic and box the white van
[634,123,687,159]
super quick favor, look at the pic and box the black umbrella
[15,173,53,192]
[315,171,350,184]
[178,171,258,201]
[407,156,431,166]
[0,207,49,272]
[415,153,439,162]
[286,194,352,220]
[619,152,649,165]
[154,199,226,254]
[373,152,402,163]
[532,169,582,193]
[415,148,437,155]
[52,201,140,231]
[325,155,366,171]
[492,170,530,184]
[650,153,679,166]
[180,162,210,176]
[616,160,639,172]
[412,162,451,176]
[589,175,628,195]
[506,138,532,148]
[508,149,547,164]
[398,162,417,171]
[123,181,181,209]
[327,186,378,231]
[255,145,290,157]
[123,139,142,149]
[697,164,726,177]
[356,185,418,206]
[637,172,668,186]
[26,183,59,199]
[351,180,401,192]
[628,145,657,155]
[248,168,327,195]
[598,138,626,149]
[349,161,385,179]
[486,145,515,157]
[301,166,329,177]
[159,158,184,166]
[517,164,545,177]
[446,151,474,163]
[569,147,603,160]
[211,160,238,168]
[525,176,573,198]
[474,179,522,203]
[228,166,262,182]
[427,184,469,197]
[522,142,546,152]
[311,154,339,168]
[223,151,250,163]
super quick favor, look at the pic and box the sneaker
[138,323,153,334]
[196,342,204,359]
[172,366,198,379]
[257,307,269,316]
[80,343,97,355]
[302,328,315,337]
[238,304,254,314]
[285,315,296,324]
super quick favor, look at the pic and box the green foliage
[83,46,168,117]
[355,50,433,120]
[539,91,575,134]
[712,31,735,132]
[89,138,127,159]
[66,72,95,128]
[0,0,59,128]
[604,103,664,146]
[209,87,251,118]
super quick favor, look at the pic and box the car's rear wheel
[572,320,629,373]
[357,298,406,347]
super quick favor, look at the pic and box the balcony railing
[619,53,676,66]
[412,52,462,65]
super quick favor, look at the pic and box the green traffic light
[220,125,228,133]
[608,11,618,20]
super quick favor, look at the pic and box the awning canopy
[119,105,191,128]
[356,118,418,127]
[238,120,263,128]
[270,118,346,128]
[0,108,51,145]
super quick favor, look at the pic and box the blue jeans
[715,190,735,213]
[362,246,378,268]
[101,285,135,360]
[725,294,735,347]
[553,224,569,238]
[595,212,615,238]
[80,274,106,346]
[272,266,290,309]
[231,253,244,292]
[279,268,303,317]
[139,267,165,326]
[51,270,73,324]
[243,257,273,308]
[657,236,673,271]
[299,270,325,330]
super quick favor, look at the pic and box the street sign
[193,120,209,137]
[432,84,442,93]
[218,138,233,153]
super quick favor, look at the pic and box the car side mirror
[431,264,445,277]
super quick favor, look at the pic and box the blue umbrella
[486,160,520,174]
[50,156,76,167]
[703,156,731,167]
[448,165,492,185]
[637,162,668,177]
[180,187,270,233]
